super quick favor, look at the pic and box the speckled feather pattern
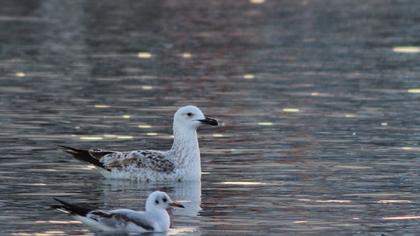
[89,134,200,181]
[94,150,175,173]
[65,106,215,181]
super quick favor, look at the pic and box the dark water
[1,0,420,235]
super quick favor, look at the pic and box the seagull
[60,105,218,181]
[51,191,184,233]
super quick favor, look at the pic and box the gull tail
[58,145,110,171]
[51,198,92,216]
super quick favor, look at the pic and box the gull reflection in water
[100,179,202,217]
[96,232,168,236]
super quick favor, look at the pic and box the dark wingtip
[50,198,92,216]
[53,197,61,202]
[58,145,79,154]
[53,197,66,205]
[50,198,68,211]
[57,145,111,172]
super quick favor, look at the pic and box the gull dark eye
[162,198,167,203]
[155,200,159,204]
[187,112,193,117]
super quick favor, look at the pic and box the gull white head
[173,105,218,131]
[145,191,184,212]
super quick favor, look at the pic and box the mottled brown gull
[60,105,218,181]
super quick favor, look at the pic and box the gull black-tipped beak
[169,202,185,208]
[199,117,218,126]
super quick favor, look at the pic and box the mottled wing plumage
[100,150,175,173]
[87,209,155,231]
[88,149,115,160]
[142,151,175,172]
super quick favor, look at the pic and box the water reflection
[407,88,420,93]
[15,72,26,77]
[242,74,255,80]
[137,52,153,59]
[1,0,420,235]
[392,46,420,53]
[180,53,192,59]
[101,180,202,217]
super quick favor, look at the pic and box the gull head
[173,105,218,130]
[146,191,184,211]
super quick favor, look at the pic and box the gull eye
[162,198,167,203]
[155,200,159,204]
[187,112,193,117]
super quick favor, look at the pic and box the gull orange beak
[169,202,184,208]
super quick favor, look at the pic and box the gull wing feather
[88,209,155,231]
[101,150,175,173]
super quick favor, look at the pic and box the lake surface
[1,0,420,235]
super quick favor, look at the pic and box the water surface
[1,0,420,235]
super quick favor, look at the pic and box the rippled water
[1,0,420,235]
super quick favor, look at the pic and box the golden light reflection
[79,136,103,140]
[169,226,196,235]
[392,46,420,53]
[401,147,413,150]
[35,220,81,224]
[142,85,153,90]
[298,199,351,203]
[250,0,265,4]
[122,115,131,119]
[220,181,267,185]
[103,134,117,138]
[94,104,111,108]
[345,113,356,118]
[311,92,320,96]
[137,52,153,58]
[407,88,420,93]
[283,108,300,113]
[212,133,224,137]
[28,183,47,186]
[180,53,192,58]
[15,72,26,77]
[116,135,133,139]
[42,231,66,235]
[377,200,412,204]
[82,165,96,170]
[12,231,67,236]
[138,124,152,128]
[383,215,420,220]
[335,165,372,170]
[315,199,352,203]
[146,132,158,136]
[258,122,273,126]
[297,198,311,202]
[243,74,255,80]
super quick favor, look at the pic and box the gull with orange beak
[51,191,184,233]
